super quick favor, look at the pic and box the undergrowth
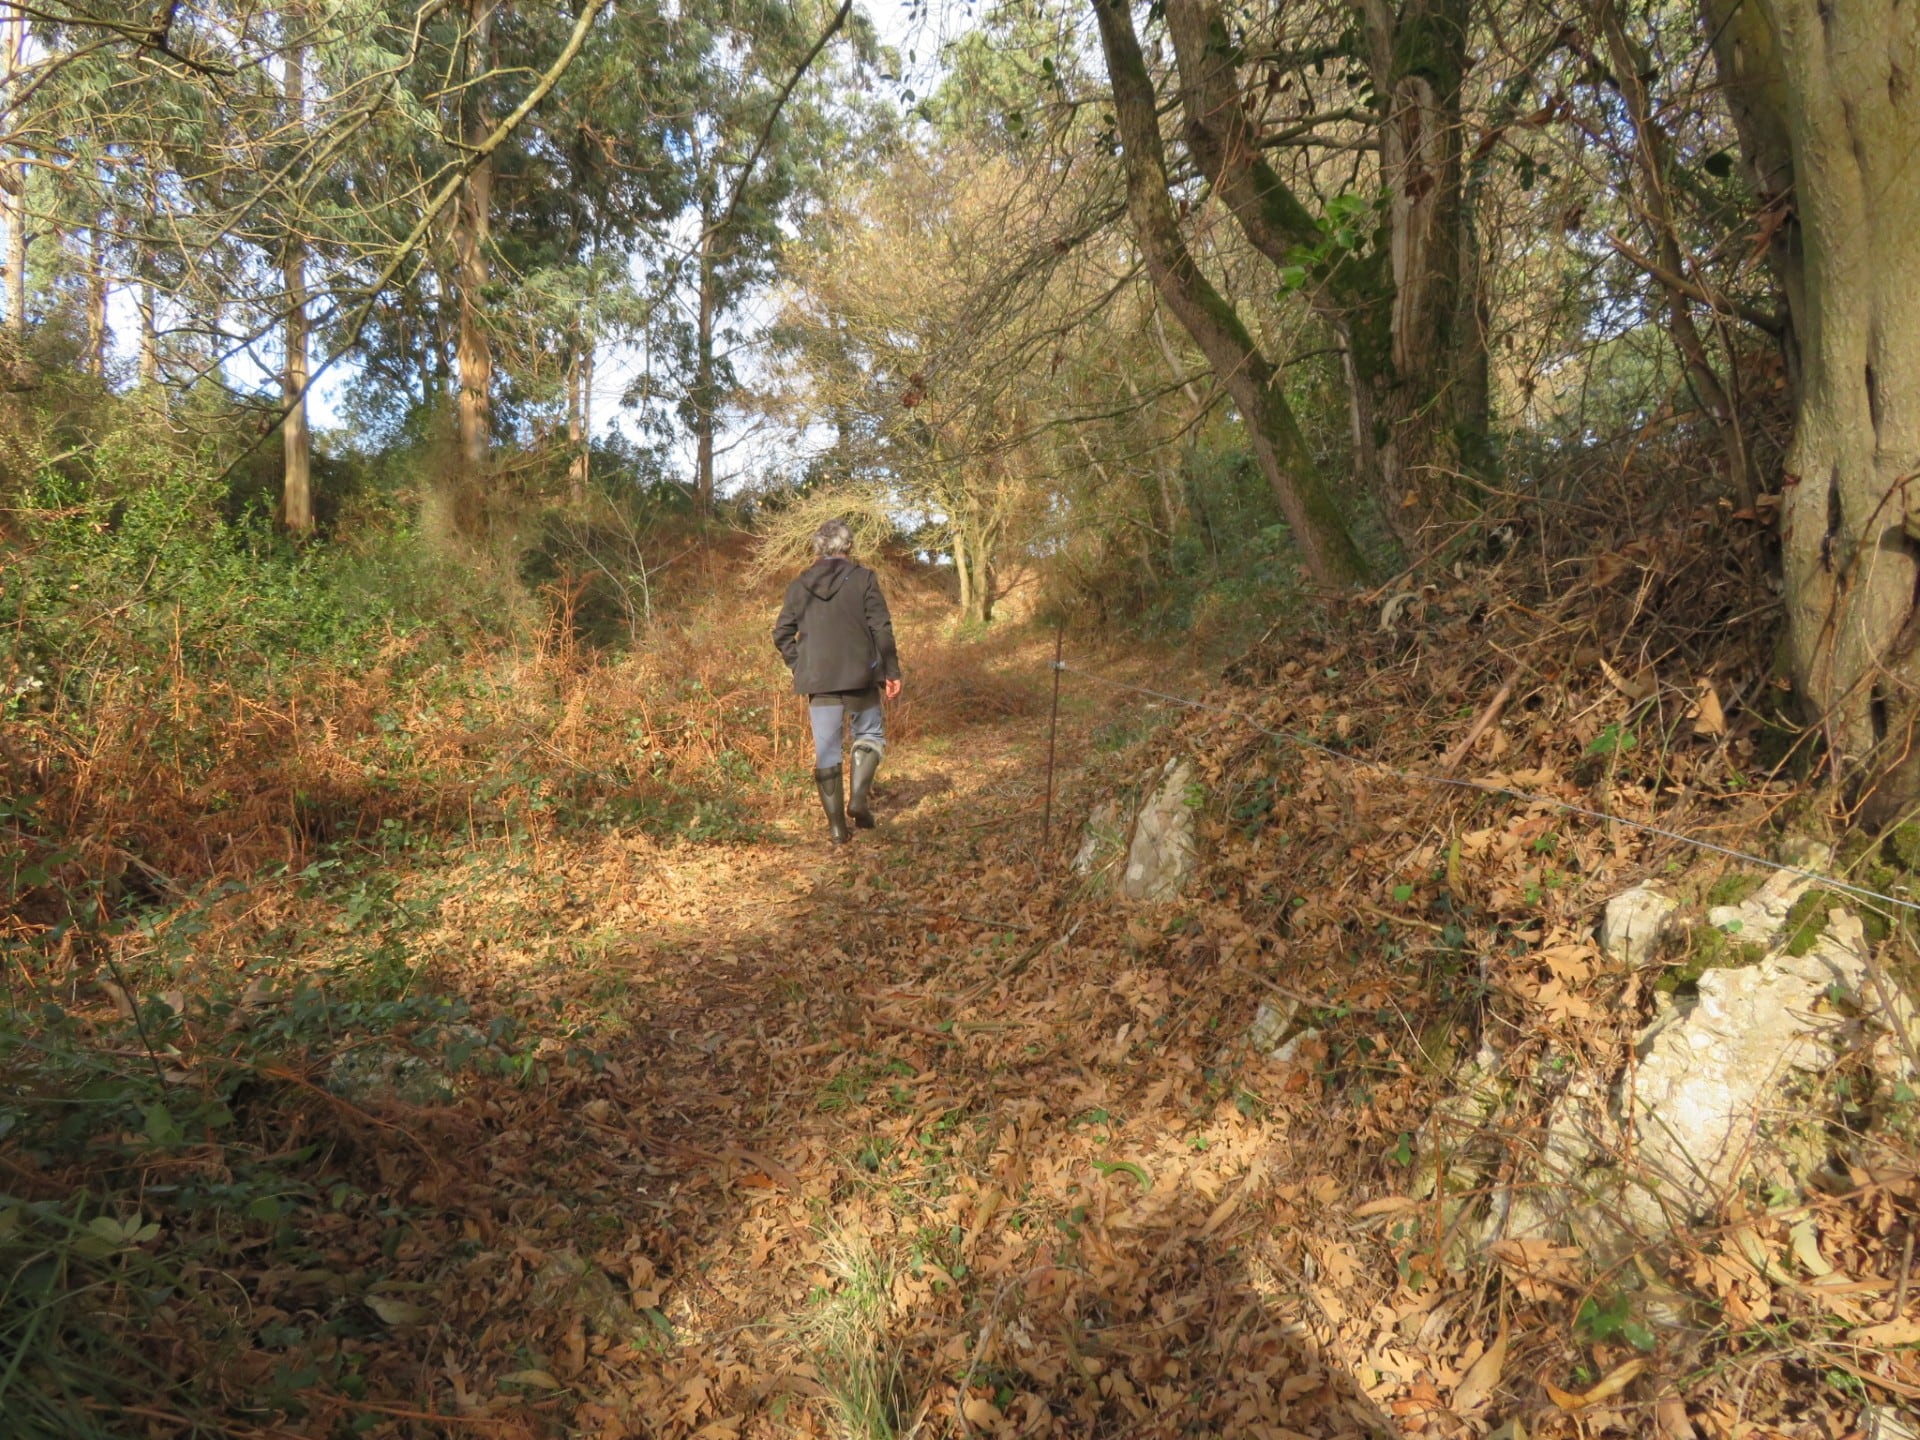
[1,412,1044,1432]
[7,393,1917,1436]
[796,1229,912,1440]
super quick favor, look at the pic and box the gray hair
[812,519,855,558]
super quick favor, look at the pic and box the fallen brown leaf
[1453,1323,1508,1413]
[1850,1316,1920,1346]
[1544,1357,1648,1411]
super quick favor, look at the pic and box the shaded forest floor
[162,620,1447,1440]
[9,529,1920,1438]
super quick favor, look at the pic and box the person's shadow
[873,769,955,815]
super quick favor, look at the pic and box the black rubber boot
[848,743,881,829]
[814,765,850,844]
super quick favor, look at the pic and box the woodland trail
[26,591,1899,1436]
[389,634,1398,1439]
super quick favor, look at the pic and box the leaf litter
[5,514,1920,1437]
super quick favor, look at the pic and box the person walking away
[772,519,903,843]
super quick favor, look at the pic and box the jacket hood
[801,557,855,601]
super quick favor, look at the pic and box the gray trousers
[808,687,884,769]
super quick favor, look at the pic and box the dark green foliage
[1887,823,1920,874]
[1781,888,1839,958]
[1705,872,1762,909]
[1656,923,1768,995]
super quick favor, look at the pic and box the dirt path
[378,637,1399,1440]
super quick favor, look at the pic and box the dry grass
[2,542,1022,943]
[5,470,1917,1438]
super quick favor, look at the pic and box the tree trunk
[970,527,994,625]
[693,204,718,511]
[1362,0,1479,536]
[829,313,854,481]
[950,499,996,626]
[281,6,313,534]
[1161,0,1387,535]
[566,314,589,503]
[452,0,498,496]
[1162,0,1484,546]
[1162,0,1321,260]
[952,523,974,619]
[1090,0,1370,587]
[86,220,108,376]
[582,340,594,488]
[1600,0,1754,504]
[138,277,158,385]
[3,8,27,340]
[1703,0,1920,820]
[1702,0,1802,393]
[1453,174,1492,475]
[134,166,162,386]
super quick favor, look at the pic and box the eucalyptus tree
[500,0,685,499]
[421,0,685,510]
[0,0,493,513]
[330,0,839,517]
[2,4,25,340]
[630,0,880,512]
[452,0,498,482]
[280,3,313,527]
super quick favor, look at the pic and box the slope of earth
[271,619,1405,1440]
[8,524,1920,1439]
[318,538,1920,1439]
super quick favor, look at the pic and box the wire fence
[1047,658,1920,919]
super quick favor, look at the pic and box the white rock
[1270,1028,1322,1065]
[1705,847,1832,940]
[1073,798,1125,878]
[1486,841,1920,1259]
[1412,1050,1513,1268]
[1249,999,1298,1056]
[1491,1074,1619,1247]
[1598,884,1678,967]
[1122,759,1198,902]
[1864,1405,1920,1440]
[1495,911,1876,1255]
[1621,908,1868,1230]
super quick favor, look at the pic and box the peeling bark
[566,321,587,504]
[137,172,159,386]
[1163,0,1484,548]
[2,8,24,340]
[952,522,973,620]
[1362,0,1479,535]
[282,4,313,534]
[452,0,498,503]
